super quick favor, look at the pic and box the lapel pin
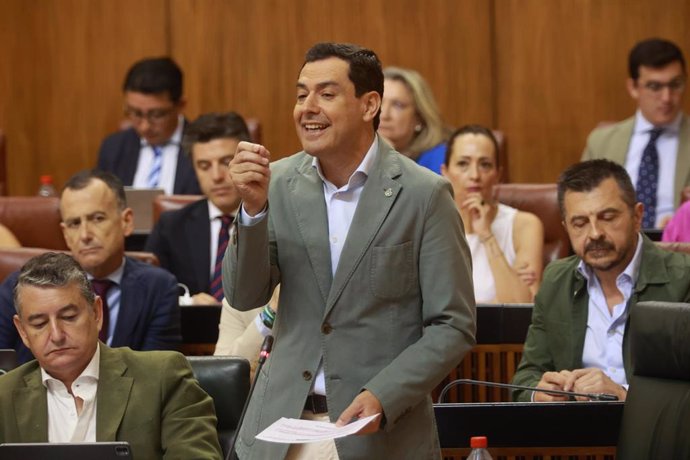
[384,188,393,197]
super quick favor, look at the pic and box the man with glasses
[583,38,688,229]
[97,57,201,195]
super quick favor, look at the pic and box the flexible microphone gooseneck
[437,378,619,404]
[225,335,274,460]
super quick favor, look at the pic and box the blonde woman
[378,66,450,173]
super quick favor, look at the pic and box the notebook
[0,442,132,460]
[124,187,164,232]
[0,349,17,375]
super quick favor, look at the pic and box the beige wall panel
[0,0,167,195]
[495,0,690,183]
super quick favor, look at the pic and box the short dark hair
[62,169,127,211]
[14,252,95,315]
[444,124,500,168]
[629,38,686,80]
[182,112,251,159]
[303,42,384,130]
[557,159,636,217]
[123,57,184,103]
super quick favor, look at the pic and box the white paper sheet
[255,413,381,444]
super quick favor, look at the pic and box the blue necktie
[210,215,232,302]
[147,146,163,188]
[636,128,664,228]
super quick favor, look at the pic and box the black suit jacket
[0,257,182,364]
[96,124,201,195]
[145,199,212,295]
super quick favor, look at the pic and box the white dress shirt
[240,138,379,395]
[577,234,644,388]
[88,259,125,346]
[624,110,682,226]
[42,343,101,442]
[132,114,184,195]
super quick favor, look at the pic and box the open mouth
[302,123,329,133]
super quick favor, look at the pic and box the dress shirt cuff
[239,203,267,226]
[253,314,273,337]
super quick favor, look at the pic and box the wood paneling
[3,0,690,194]
[494,0,690,183]
[0,0,168,195]
[170,0,492,160]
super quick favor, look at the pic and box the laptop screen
[0,442,132,460]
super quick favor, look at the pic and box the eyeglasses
[124,106,177,123]
[642,78,686,93]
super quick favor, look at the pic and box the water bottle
[37,175,57,197]
[467,436,493,459]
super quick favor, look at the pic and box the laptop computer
[0,442,132,460]
[124,187,164,232]
[0,349,17,375]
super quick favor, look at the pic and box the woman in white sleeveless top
[442,125,544,303]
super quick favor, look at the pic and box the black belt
[304,394,328,414]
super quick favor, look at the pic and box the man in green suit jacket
[225,43,476,459]
[0,252,222,460]
[582,38,689,227]
[513,159,690,402]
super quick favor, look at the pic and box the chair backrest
[493,183,571,266]
[187,356,250,458]
[152,194,203,224]
[0,247,159,284]
[0,130,6,196]
[0,196,67,249]
[617,301,690,459]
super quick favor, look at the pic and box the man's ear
[121,208,135,237]
[93,296,104,334]
[13,314,30,349]
[361,91,382,124]
[627,78,640,101]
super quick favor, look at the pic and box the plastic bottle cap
[40,175,53,184]
[470,436,488,448]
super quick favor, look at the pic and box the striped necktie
[636,128,664,228]
[147,145,163,188]
[210,215,233,302]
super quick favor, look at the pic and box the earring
[414,124,423,133]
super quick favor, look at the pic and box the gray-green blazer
[223,138,476,460]
[0,345,222,459]
[512,236,690,401]
[582,114,690,208]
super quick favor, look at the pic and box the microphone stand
[225,335,274,460]
[437,378,619,404]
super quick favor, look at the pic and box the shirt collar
[207,199,236,221]
[634,109,682,134]
[140,114,184,148]
[87,258,125,286]
[311,137,378,191]
[41,342,101,387]
[577,232,644,285]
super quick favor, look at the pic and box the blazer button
[321,322,333,334]
[302,371,312,381]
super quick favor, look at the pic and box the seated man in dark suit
[97,57,201,195]
[512,159,690,401]
[146,112,248,304]
[0,252,222,459]
[0,170,181,364]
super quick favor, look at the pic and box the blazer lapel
[13,370,48,441]
[96,346,133,441]
[111,258,136,346]
[188,201,212,292]
[286,159,333,303]
[674,114,690,207]
[570,273,589,368]
[326,141,401,314]
[611,117,635,165]
[122,129,141,185]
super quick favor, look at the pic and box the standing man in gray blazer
[224,42,476,460]
[583,38,688,228]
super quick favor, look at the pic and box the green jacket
[512,236,690,401]
[0,345,222,459]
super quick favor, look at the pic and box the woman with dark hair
[442,125,544,303]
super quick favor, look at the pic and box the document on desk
[255,413,381,444]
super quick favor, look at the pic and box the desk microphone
[437,378,619,403]
[226,335,274,460]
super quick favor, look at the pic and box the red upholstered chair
[0,247,159,284]
[152,194,204,224]
[0,197,67,250]
[493,183,571,266]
